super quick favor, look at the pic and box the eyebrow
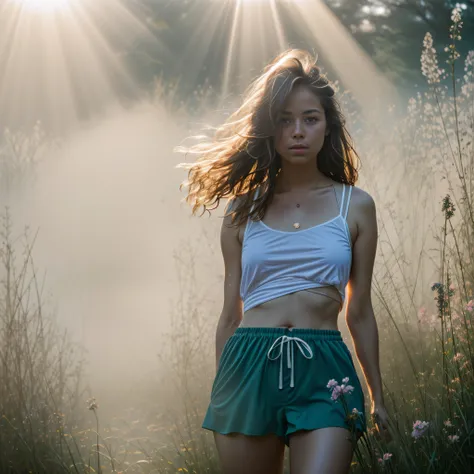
[280,109,322,115]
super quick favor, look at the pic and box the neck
[275,170,333,194]
[274,156,335,193]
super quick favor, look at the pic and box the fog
[2,101,225,412]
[0,0,465,456]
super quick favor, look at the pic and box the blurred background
[0,1,473,473]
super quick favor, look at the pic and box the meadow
[0,7,473,474]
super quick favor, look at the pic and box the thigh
[214,432,286,474]
[289,427,354,474]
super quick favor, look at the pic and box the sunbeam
[11,0,75,13]
[212,0,397,113]
[0,0,159,130]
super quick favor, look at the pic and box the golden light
[1,0,156,131]
[13,0,74,13]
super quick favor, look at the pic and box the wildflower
[331,385,343,401]
[378,453,393,466]
[418,306,439,329]
[444,419,453,427]
[343,384,354,394]
[451,7,462,24]
[447,7,463,64]
[407,97,418,114]
[346,407,362,422]
[421,33,444,84]
[327,378,354,401]
[418,306,428,322]
[86,398,98,411]
[453,352,464,362]
[448,434,460,443]
[466,300,474,312]
[411,420,430,439]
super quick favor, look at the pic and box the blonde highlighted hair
[176,49,360,227]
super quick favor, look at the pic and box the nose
[292,120,305,137]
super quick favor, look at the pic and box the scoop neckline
[256,214,342,234]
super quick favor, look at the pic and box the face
[274,85,328,165]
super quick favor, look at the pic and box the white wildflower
[421,33,443,84]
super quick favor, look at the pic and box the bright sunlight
[14,0,74,13]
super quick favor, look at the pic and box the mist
[2,100,226,414]
[1,1,473,473]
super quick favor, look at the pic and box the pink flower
[378,453,393,465]
[448,434,460,443]
[453,352,464,362]
[418,306,439,328]
[331,385,342,401]
[327,377,354,401]
[418,306,428,322]
[343,384,354,394]
[444,419,453,427]
[412,420,430,439]
[466,300,474,312]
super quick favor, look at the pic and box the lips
[289,145,308,149]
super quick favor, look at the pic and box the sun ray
[12,0,74,13]
[0,0,158,131]
[212,0,397,114]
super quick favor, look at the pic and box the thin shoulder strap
[339,183,346,216]
[342,184,352,220]
[249,186,261,214]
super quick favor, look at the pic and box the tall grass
[0,6,473,474]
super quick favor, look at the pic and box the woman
[177,49,391,474]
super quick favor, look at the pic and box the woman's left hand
[370,403,392,442]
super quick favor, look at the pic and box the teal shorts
[202,327,366,446]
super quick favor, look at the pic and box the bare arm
[215,202,244,369]
[345,190,384,406]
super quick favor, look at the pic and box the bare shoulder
[349,185,377,238]
[224,195,249,245]
[350,185,376,210]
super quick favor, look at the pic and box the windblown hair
[176,49,360,227]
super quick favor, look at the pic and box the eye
[306,117,318,123]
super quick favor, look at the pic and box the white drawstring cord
[267,335,314,389]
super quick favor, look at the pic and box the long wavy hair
[176,49,360,227]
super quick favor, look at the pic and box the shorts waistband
[234,327,342,341]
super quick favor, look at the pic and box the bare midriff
[239,287,342,330]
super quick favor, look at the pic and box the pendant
[293,222,300,229]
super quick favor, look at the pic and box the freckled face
[274,85,328,164]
